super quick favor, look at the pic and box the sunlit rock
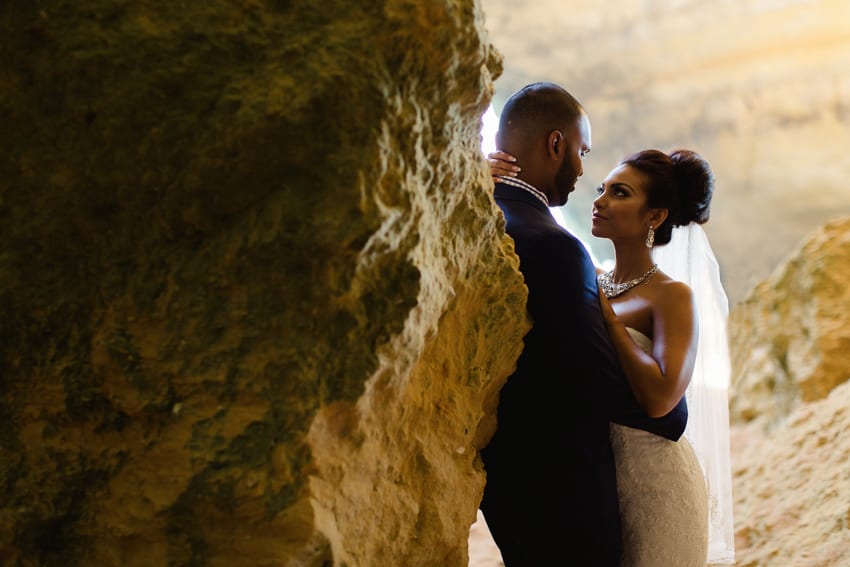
[730,381,850,567]
[728,216,850,566]
[729,216,850,430]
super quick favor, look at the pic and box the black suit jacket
[480,182,686,566]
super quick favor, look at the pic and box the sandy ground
[468,510,505,567]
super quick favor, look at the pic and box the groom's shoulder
[513,221,592,270]
[530,222,586,255]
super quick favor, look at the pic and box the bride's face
[591,164,654,241]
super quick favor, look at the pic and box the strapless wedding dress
[610,328,709,567]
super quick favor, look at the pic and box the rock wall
[0,2,529,566]
[480,0,850,305]
[729,216,850,429]
[728,216,850,566]
[730,384,850,567]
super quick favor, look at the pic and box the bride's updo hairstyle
[620,148,714,246]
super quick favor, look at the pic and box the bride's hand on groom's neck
[488,150,520,181]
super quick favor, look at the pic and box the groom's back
[480,183,625,566]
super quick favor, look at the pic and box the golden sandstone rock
[730,216,850,429]
[729,216,850,566]
[0,2,528,565]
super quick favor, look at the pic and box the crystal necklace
[598,264,659,299]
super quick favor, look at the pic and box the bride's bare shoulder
[650,276,695,313]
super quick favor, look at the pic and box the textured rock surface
[730,387,850,567]
[480,0,850,305]
[0,2,529,566]
[728,216,850,430]
[727,217,850,566]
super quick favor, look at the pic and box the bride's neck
[611,241,654,282]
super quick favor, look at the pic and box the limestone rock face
[730,385,850,567]
[727,216,850,565]
[480,0,850,305]
[728,216,850,429]
[0,2,528,566]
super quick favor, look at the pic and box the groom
[479,83,634,565]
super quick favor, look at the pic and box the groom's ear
[547,130,563,160]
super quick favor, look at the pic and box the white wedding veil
[652,223,736,564]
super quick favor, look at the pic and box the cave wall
[0,2,529,565]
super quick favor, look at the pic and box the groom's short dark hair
[496,82,584,148]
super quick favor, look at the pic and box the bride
[488,148,735,566]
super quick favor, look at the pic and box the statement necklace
[598,264,659,299]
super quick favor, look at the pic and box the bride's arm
[598,282,698,417]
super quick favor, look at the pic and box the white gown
[610,328,709,567]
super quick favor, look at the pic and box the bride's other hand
[488,150,520,180]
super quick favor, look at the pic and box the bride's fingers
[487,150,517,163]
[489,160,520,177]
[487,150,521,178]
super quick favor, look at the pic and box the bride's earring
[645,225,655,248]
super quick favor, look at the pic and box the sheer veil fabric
[652,224,736,564]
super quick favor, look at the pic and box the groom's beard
[553,164,579,205]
